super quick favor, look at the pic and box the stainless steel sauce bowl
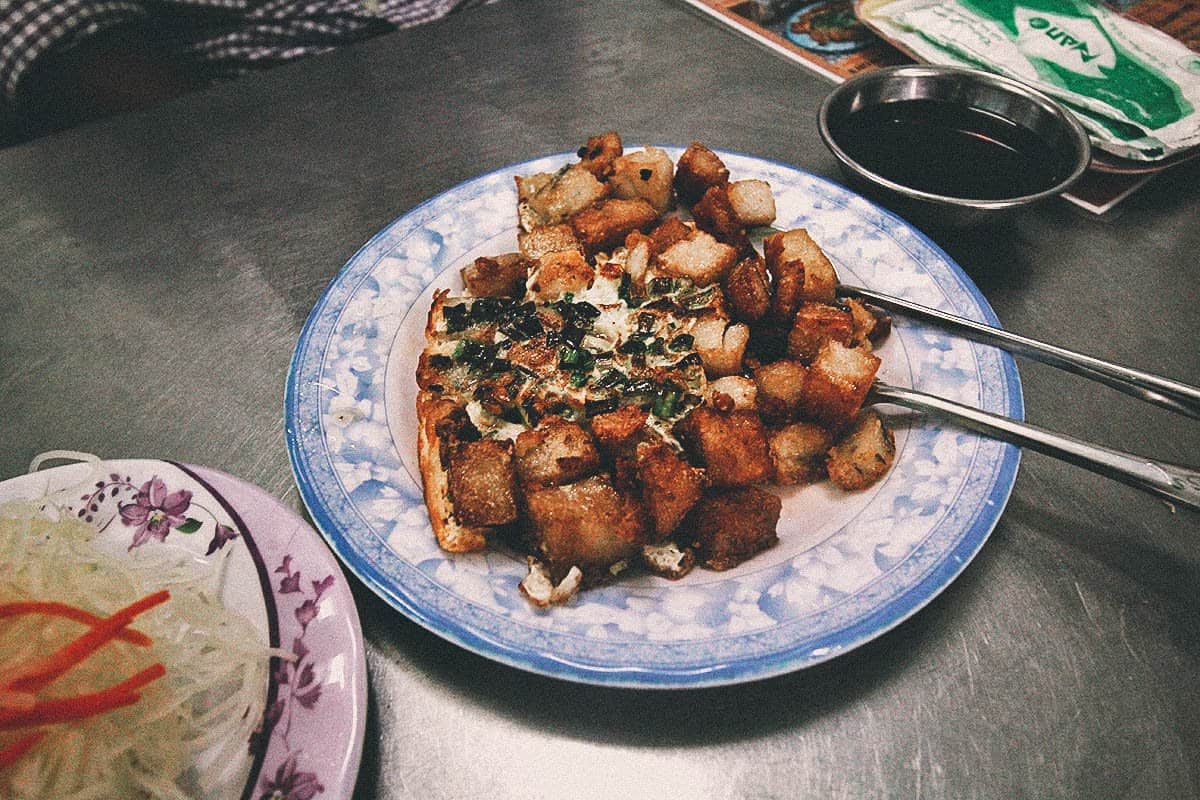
[818,65,1092,229]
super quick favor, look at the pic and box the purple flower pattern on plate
[260,753,326,800]
[69,472,240,555]
[257,554,337,800]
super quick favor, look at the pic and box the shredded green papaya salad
[0,454,281,799]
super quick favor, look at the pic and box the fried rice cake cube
[683,486,781,571]
[753,359,807,424]
[518,224,583,261]
[524,473,646,581]
[447,438,519,526]
[622,232,653,283]
[460,253,530,298]
[727,179,776,227]
[691,314,750,377]
[569,197,660,256]
[675,406,771,487]
[786,301,854,363]
[826,409,896,490]
[647,216,693,255]
[691,183,748,250]
[801,340,881,425]
[723,251,771,323]
[769,422,833,486]
[588,406,655,495]
[609,146,675,214]
[674,142,730,204]
[640,540,695,580]
[635,440,706,541]
[589,405,653,457]
[844,297,892,349]
[528,250,595,300]
[576,131,623,179]
[764,228,839,321]
[705,375,758,412]
[514,416,602,488]
[518,165,608,228]
[656,229,739,288]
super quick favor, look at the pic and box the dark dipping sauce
[830,99,1069,200]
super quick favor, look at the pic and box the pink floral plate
[0,458,367,800]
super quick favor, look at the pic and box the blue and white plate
[285,149,1022,689]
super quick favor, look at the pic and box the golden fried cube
[515,417,602,488]
[524,474,645,581]
[706,376,758,412]
[657,229,739,288]
[636,441,706,540]
[674,142,730,203]
[610,146,675,214]
[769,422,833,485]
[845,297,892,349]
[727,179,776,227]
[518,224,583,261]
[723,252,771,323]
[691,184,748,250]
[528,250,595,300]
[448,439,519,526]
[460,253,530,298]
[570,197,660,256]
[691,315,749,377]
[521,165,608,227]
[801,340,881,425]
[675,407,771,487]
[786,301,854,363]
[647,216,693,255]
[577,131,623,179]
[753,359,807,424]
[764,228,838,320]
[682,486,781,571]
[589,405,651,457]
[826,410,896,490]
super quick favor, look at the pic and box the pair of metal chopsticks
[839,284,1200,511]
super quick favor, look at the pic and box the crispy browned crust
[415,390,489,552]
[425,288,450,340]
[414,141,896,595]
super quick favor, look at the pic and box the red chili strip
[0,601,153,646]
[5,590,169,693]
[0,663,166,730]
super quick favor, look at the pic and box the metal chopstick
[840,283,1200,419]
[870,381,1200,510]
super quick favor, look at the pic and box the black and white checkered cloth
[0,0,484,104]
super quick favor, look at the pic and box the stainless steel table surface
[1,0,1198,797]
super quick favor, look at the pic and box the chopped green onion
[668,333,695,351]
[617,337,646,355]
[652,388,681,419]
[585,398,619,417]
[594,369,627,390]
[677,285,716,311]
[443,303,470,333]
[558,345,583,367]
[648,277,676,296]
